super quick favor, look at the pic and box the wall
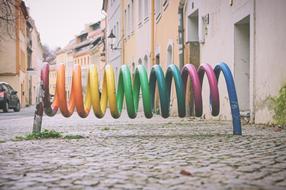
[49,63,57,96]
[184,0,252,120]
[29,24,43,105]
[254,0,286,123]
[106,0,122,81]
[155,0,180,114]
[184,0,286,124]
[91,42,105,88]
[0,21,18,98]
[123,0,151,72]
[0,1,29,107]
[0,30,17,75]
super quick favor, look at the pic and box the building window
[132,62,135,78]
[131,0,134,32]
[167,44,173,65]
[163,0,169,9]
[124,9,127,37]
[79,33,88,42]
[155,0,161,18]
[90,22,100,31]
[128,4,130,36]
[144,0,149,20]
[116,22,119,38]
[144,55,149,73]
[113,25,116,44]
[139,0,142,24]
[156,54,160,65]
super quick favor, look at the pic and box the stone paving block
[0,112,286,189]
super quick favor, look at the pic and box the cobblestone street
[0,109,286,189]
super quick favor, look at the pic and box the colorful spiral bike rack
[33,62,241,135]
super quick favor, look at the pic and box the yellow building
[90,41,105,88]
[118,0,180,113]
[55,40,74,98]
[55,20,106,95]
[0,0,30,107]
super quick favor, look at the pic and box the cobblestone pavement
[0,110,286,189]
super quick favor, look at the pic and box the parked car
[0,82,20,112]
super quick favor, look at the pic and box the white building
[102,0,122,81]
[184,0,286,124]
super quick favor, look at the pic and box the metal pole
[32,80,44,133]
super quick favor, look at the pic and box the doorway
[188,9,200,67]
[156,54,160,65]
[234,16,250,113]
[186,10,200,116]
[167,45,173,65]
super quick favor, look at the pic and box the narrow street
[0,106,36,121]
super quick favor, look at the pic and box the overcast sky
[24,0,104,49]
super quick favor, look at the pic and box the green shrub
[273,85,286,126]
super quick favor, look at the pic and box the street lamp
[108,30,121,50]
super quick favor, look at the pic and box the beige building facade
[27,19,43,105]
[0,0,43,107]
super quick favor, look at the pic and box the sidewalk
[0,111,286,189]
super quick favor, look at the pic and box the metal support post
[32,80,44,133]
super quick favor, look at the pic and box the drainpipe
[178,5,185,69]
[121,0,125,65]
[151,0,155,66]
[252,0,256,123]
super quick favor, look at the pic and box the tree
[42,44,61,62]
[42,45,52,61]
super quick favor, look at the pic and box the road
[0,106,36,121]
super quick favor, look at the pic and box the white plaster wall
[106,0,122,81]
[185,0,254,120]
[254,0,286,123]
[185,0,286,124]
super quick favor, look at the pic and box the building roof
[20,1,29,19]
[74,36,102,56]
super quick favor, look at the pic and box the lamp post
[108,30,121,50]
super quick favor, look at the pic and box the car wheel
[3,101,9,112]
[14,101,20,112]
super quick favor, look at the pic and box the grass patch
[14,130,87,141]
[15,129,62,141]
[63,135,85,139]
[102,127,110,131]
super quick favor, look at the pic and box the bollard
[32,81,44,133]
